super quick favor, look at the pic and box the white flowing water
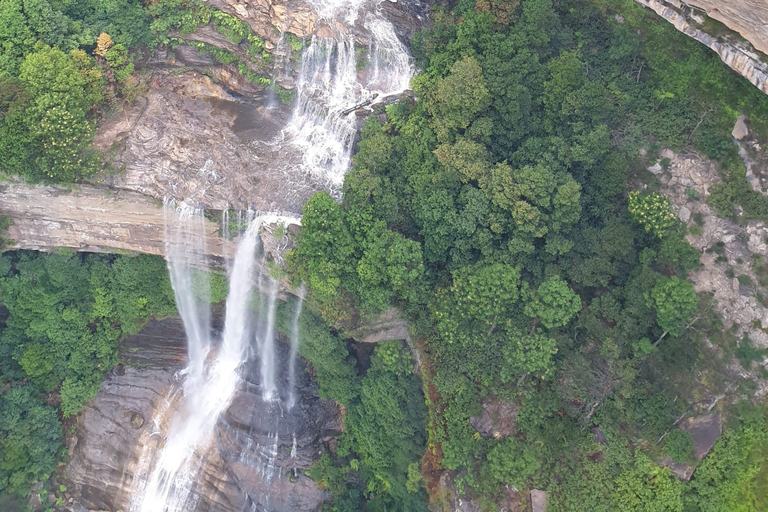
[287,284,306,409]
[130,0,413,508]
[130,212,261,512]
[163,201,212,391]
[257,277,279,402]
[284,1,414,188]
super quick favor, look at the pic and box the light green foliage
[355,221,423,311]
[435,263,521,345]
[500,328,558,379]
[664,429,694,463]
[549,442,684,512]
[104,43,133,83]
[482,437,539,489]
[685,405,768,511]
[524,276,581,329]
[646,276,697,336]
[0,45,104,181]
[628,191,677,238]
[0,0,153,184]
[294,192,356,321]
[424,55,491,142]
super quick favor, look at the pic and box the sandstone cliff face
[0,182,232,260]
[93,70,327,213]
[684,0,768,56]
[634,0,768,94]
[64,318,341,512]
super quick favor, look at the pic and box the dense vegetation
[0,251,177,497]
[0,0,151,182]
[0,0,273,184]
[3,0,768,510]
[290,0,768,510]
[272,299,429,511]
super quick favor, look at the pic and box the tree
[628,191,677,239]
[0,385,62,496]
[425,55,491,143]
[524,276,581,329]
[483,437,540,489]
[294,192,356,321]
[434,262,521,344]
[646,276,697,338]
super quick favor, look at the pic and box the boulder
[733,114,750,140]
[470,396,518,439]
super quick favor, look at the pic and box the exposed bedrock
[682,0,768,56]
[634,0,768,94]
[63,318,341,512]
[0,181,232,260]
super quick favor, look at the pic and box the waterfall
[257,277,279,401]
[130,211,261,512]
[287,284,306,409]
[128,0,413,508]
[163,201,212,391]
[284,1,414,188]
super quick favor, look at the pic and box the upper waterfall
[282,0,415,188]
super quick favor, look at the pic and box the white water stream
[130,0,413,509]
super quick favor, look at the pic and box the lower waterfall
[130,208,262,512]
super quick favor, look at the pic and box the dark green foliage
[339,342,428,510]
[664,429,694,463]
[0,385,61,496]
[0,251,176,496]
[289,0,768,508]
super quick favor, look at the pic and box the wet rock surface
[94,71,324,213]
[64,318,340,512]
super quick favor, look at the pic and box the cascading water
[130,0,414,509]
[163,201,212,391]
[257,277,280,402]
[130,210,261,512]
[283,0,414,188]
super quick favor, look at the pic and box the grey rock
[733,114,750,139]
[346,307,411,343]
[470,396,518,439]
[661,413,722,481]
[678,205,692,224]
[64,321,340,512]
[531,489,547,512]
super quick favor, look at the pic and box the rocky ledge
[647,143,768,394]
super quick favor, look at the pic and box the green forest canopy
[2,0,768,510]
[290,0,768,510]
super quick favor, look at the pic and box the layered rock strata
[0,182,231,260]
[63,318,341,512]
[684,1,768,56]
